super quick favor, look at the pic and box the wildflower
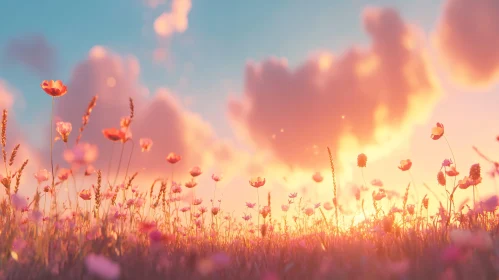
[57,168,71,181]
[312,172,323,183]
[442,159,453,168]
[211,207,220,215]
[260,206,270,218]
[422,196,429,209]
[431,122,444,140]
[437,171,446,186]
[120,116,131,129]
[139,138,153,152]
[242,214,251,221]
[289,192,298,199]
[171,183,182,194]
[192,198,203,205]
[323,202,333,211]
[304,207,314,216]
[446,165,459,177]
[102,128,125,142]
[373,190,386,201]
[249,177,266,188]
[357,153,367,167]
[281,204,289,212]
[352,185,360,200]
[41,80,68,97]
[85,253,120,280]
[407,204,415,215]
[180,207,190,213]
[63,142,98,166]
[199,206,208,214]
[85,165,95,176]
[398,159,412,171]
[184,179,197,188]
[469,163,481,181]
[11,193,27,211]
[79,189,91,200]
[34,169,50,184]
[246,202,256,209]
[190,166,202,177]
[166,152,181,164]
[56,121,72,143]
[371,179,383,187]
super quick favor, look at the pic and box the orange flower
[446,166,459,177]
[312,172,323,183]
[120,116,131,129]
[260,206,271,218]
[422,195,429,209]
[41,80,68,97]
[249,177,266,188]
[437,171,446,186]
[431,122,444,140]
[79,189,92,200]
[398,159,412,171]
[357,153,367,168]
[139,138,153,152]
[102,128,125,142]
[166,152,181,164]
[212,174,222,182]
[57,168,71,181]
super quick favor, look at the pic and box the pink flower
[63,142,98,166]
[192,198,203,205]
[212,174,222,182]
[304,207,314,216]
[85,253,120,280]
[371,179,383,187]
[398,159,412,171]
[56,121,72,143]
[57,168,71,181]
[190,166,202,177]
[211,207,220,215]
[246,202,256,209]
[79,189,92,200]
[442,159,453,168]
[85,165,95,176]
[34,169,50,184]
[139,138,153,152]
[323,202,333,211]
[260,206,271,218]
[166,152,181,164]
[288,192,298,199]
[11,193,28,211]
[185,179,197,189]
[281,204,289,212]
[312,172,323,183]
[249,177,266,188]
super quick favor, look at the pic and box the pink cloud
[0,80,43,194]
[228,7,441,172]
[433,0,499,88]
[153,0,192,38]
[3,34,56,77]
[44,46,231,185]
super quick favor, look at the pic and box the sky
[0,0,498,220]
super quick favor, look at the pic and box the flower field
[0,80,498,280]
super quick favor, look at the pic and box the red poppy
[41,80,68,97]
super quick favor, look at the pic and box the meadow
[0,79,498,280]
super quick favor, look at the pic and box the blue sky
[0,0,443,139]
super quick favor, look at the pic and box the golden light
[341,115,345,119]
[355,54,379,77]
[318,53,333,72]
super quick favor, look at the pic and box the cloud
[154,0,192,38]
[45,46,238,186]
[228,7,441,175]
[0,80,43,194]
[3,34,56,78]
[433,0,499,88]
